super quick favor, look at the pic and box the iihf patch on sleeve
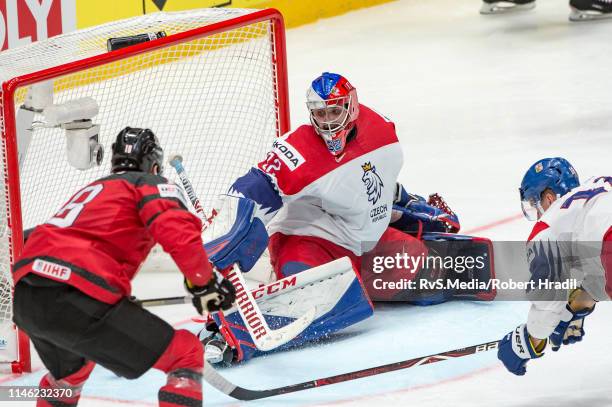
[32,259,71,281]
[271,138,305,171]
[158,183,189,208]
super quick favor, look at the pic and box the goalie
[200,72,493,365]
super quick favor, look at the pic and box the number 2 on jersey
[47,184,104,228]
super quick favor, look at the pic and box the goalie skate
[480,0,536,14]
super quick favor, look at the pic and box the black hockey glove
[185,271,236,315]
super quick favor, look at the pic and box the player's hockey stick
[168,155,315,351]
[202,340,500,400]
[136,295,189,307]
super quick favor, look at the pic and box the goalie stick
[168,154,315,351]
[202,340,500,400]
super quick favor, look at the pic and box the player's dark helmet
[111,127,163,174]
[519,157,580,220]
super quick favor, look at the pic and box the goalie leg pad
[421,233,497,302]
[362,229,496,304]
[213,261,373,363]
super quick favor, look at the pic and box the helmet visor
[521,192,548,221]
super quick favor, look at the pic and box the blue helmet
[519,157,579,220]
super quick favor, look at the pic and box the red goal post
[0,8,289,373]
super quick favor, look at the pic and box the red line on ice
[462,213,523,235]
[80,395,157,406]
[0,367,42,384]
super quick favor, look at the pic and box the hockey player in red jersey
[12,127,236,407]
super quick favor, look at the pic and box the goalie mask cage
[0,8,289,373]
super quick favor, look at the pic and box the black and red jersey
[13,171,212,304]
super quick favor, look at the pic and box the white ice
[2,0,612,405]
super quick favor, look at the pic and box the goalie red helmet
[111,127,164,174]
[306,72,359,156]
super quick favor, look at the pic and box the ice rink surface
[2,0,612,405]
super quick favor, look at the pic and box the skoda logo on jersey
[361,162,384,205]
[271,138,305,170]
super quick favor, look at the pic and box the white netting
[0,8,285,369]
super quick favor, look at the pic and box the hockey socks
[36,361,95,407]
[158,368,203,407]
[154,329,204,407]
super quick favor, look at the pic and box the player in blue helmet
[498,157,612,376]
[519,157,580,221]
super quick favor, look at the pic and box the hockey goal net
[0,8,289,373]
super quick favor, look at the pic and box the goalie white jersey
[230,104,404,255]
[526,176,612,339]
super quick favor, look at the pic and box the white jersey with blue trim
[525,176,612,339]
[230,104,403,256]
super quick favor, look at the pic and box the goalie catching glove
[391,183,460,235]
[185,271,236,315]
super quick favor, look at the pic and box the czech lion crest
[361,162,384,205]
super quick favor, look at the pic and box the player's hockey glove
[549,303,595,351]
[498,324,546,376]
[185,271,236,315]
